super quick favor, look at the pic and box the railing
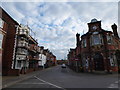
[28,44,40,53]
[18,30,29,35]
[16,55,27,60]
[17,43,28,48]
[28,55,39,60]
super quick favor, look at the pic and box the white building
[13,24,30,70]
[38,54,47,67]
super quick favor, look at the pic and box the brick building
[68,19,120,73]
[57,60,68,65]
[44,49,57,68]
[0,7,19,75]
[1,7,57,75]
[13,24,42,74]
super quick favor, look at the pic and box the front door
[94,53,104,71]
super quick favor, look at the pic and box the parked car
[61,63,66,68]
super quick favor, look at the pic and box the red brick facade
[0,7,19,75]
[68,19,120,73]
[1,7,57,76]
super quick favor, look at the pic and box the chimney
[76,33,80,47]
[111,23,119,38]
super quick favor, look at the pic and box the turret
[111,23,119,38]
[76,33,80,47]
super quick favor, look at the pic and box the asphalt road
[5,65,119,89]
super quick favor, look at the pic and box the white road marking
[115,81,118,84]
[108,81,119,88]
[17,83,47,84]
[34,76,66,90]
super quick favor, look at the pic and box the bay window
[91,34,102,45]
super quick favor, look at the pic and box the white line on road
[108,81,119,88]
[17,83,47,84]
[115,81,118,84]
[34,76,66,90]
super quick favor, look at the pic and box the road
[4,65,119,89]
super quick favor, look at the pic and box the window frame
[0,32,3,49]
[0,18,4,28]
[91,34,102,46]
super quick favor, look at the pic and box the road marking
[108,81,119,88]
[17,83,47,84]
[115,81,118,84]
[34,76,66,90]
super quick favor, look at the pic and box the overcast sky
[1,0,119,60]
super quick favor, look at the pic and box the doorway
[93,53,104,71]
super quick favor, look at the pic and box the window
[91,34,102,45]
[82,39,87,48]
[109,53,115,66]
[0,18,4,28]
[107,35,112,44]
[0,33,3,49]
[17,60,21,68]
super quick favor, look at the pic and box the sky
[1,0,119,60]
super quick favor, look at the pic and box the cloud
[1,2,118,60]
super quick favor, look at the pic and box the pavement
[1,65,120,89]
[1,67,53,89]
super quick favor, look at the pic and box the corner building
[81,19,120,72]
[69,19,120,73]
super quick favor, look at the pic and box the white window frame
[0,18,4,28]
[0,32,3,49]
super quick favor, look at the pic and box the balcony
[16,51,27,55]
[28,44,39,53]
[17,29,29,36]
[17,43,28,49]
[16,55,27,61]
[16,49,28,55]
[28,55,39,61]
[36,46,41,53]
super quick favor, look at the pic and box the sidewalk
[1,66,57,89]
[2,68,45,89]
